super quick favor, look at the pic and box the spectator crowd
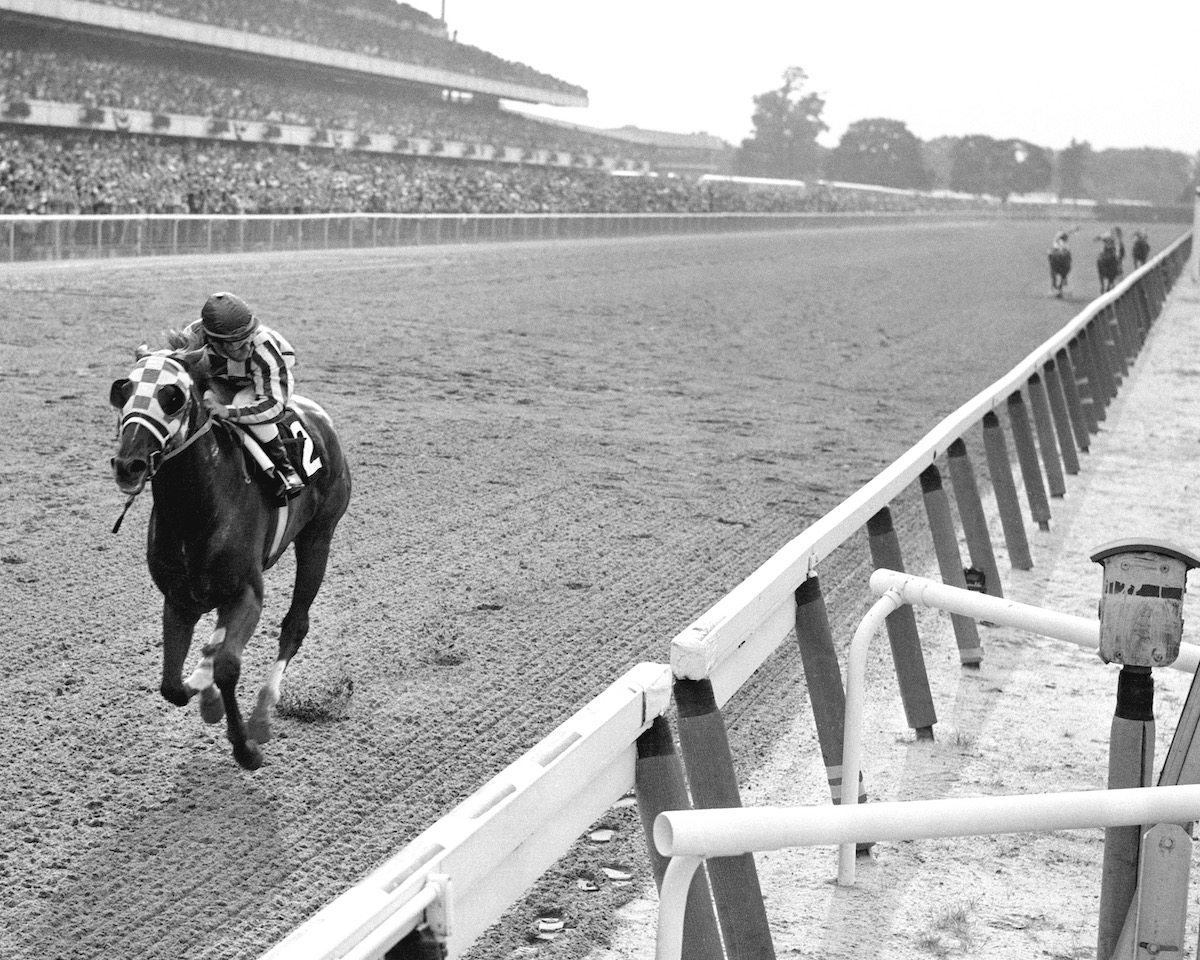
[90,0,586,99]
[0,130,989,217]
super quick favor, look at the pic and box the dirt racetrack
[0,219,1117,959]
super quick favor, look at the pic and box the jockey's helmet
[200,292,259,341]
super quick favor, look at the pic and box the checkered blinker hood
[114,353,195,448]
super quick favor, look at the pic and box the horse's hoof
[247,711,272,744]
[234,740,264,771]
[160,682,190,707]
[199,688,225,724]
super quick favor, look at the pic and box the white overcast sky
[408,0,1199,154]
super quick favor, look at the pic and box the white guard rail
[670,231,1192,707]
[839,570,1199,885]
[261,662,671,959]
[651,785,1200,960]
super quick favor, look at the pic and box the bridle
[111,354,212,532]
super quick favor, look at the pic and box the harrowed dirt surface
[0,220,1188,960]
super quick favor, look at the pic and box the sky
[404,0,1199,155]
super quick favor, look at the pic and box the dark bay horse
[1096,234,1121,293]
[109,346,351,769]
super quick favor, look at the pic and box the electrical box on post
[1090,538,1200,668]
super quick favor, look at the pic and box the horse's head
[109,347,208,494]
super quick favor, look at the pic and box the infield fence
[252,209,1194,959]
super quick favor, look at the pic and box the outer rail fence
[0,210,999,262]
[258,227,1195,958]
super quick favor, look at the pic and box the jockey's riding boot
[261,435,305,499]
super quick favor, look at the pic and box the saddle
[230,407,324,502]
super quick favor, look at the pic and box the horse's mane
[135,328,212,390]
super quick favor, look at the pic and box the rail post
[1055,347,1091,454]
[673,678,775,959]
[979,413,1032,570]
[794,576,870,810]
[1191,186,1199,282]
[1091,538,1200,960]
[866,507,936,737]
[1006,391,1052,531]
[634,716,724,960]
[1081,325,1113,420]
[1069,335,1101,434]
[946,438,1004,598]
[1041,359,1080,475]
[1027,372,1066,497]
[918,466,983,664]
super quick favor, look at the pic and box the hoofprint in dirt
[592,276,1200,960]
[0,220,1176,960]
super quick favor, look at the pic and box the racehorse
[1132,230,1150,269]
[109,341,351,770]
[1048,236,1072,298]
[1096,234,1121,293]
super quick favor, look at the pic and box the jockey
[184,292,305,498]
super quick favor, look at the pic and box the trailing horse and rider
[109,292,351,770]
[1096,230,1122,293]
[1047,226,1079,298]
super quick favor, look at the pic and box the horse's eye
[109,379,134,409]
[158,385,187,416]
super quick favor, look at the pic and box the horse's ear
[134,343,152,360]
[109,379,134,409]
[158,384,186,417]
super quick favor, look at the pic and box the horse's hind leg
[249,527,336,744]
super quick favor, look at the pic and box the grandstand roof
[601,125,729,150]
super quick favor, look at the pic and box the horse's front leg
[159,601,201,707]
[212,584,265,770]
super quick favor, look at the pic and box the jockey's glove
[203,391,230,419]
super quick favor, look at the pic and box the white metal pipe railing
[868,569,1200,674]
[840,570,1200,884]
[652,785,1200,960]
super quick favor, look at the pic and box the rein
[111,415,216,534]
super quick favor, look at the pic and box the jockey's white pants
[230,386,282,443]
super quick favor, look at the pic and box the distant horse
[1048,235,1073,298]
[1132,230,1150,269]
[110,345,351,769]
[1096,234,1121,293]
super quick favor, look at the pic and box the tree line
[736,67,1197,206]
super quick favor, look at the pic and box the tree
[824,118,932,189]
[1003,139,1053,197]
[1056,139,1092,200]
[737,67,828,181]
[949,135,1052,200]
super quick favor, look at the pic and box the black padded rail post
[794,576,868,807]
[1081,325,1113,420]
[1069,335,1101,435]
[1026,372,1066,498]
[1041,359,1080,476]
[634,716,724,960]
[1006,391,1052,531]
[980,413,1032,570]
[918,465,983,665]
[866,507,936,737]
[674,678,776,960]
[1105,303,1131,379]
[1090,316,1120,406]
[946,438,1004,598]
[1055,347,1091,454]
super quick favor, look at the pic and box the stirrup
[277,470,305,499]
